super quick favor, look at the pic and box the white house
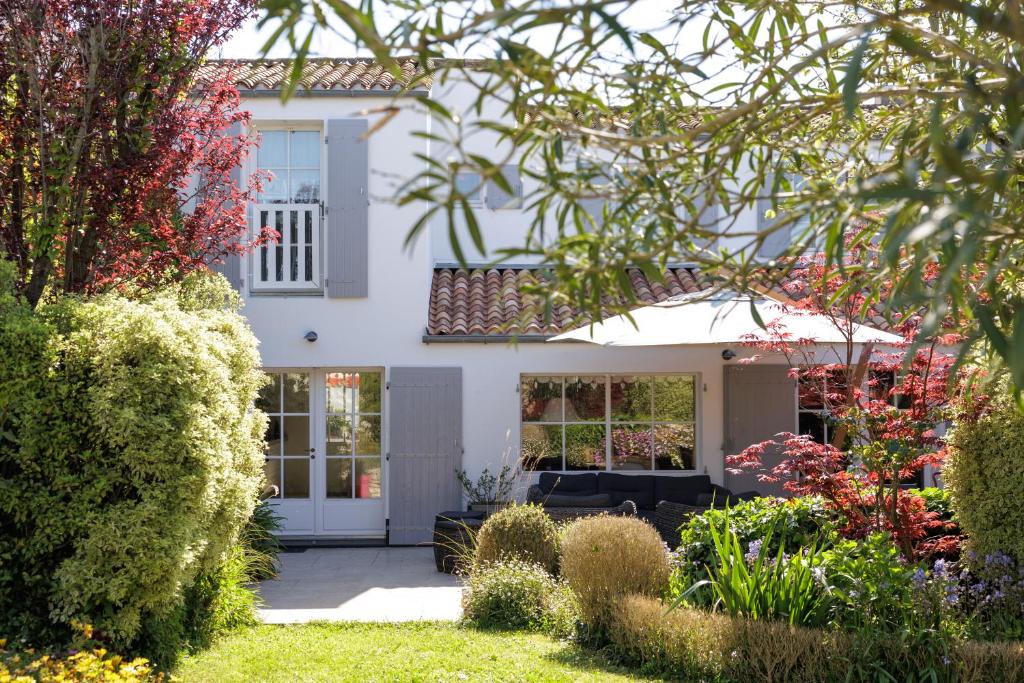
[198,57,877,543]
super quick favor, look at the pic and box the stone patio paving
[256,547,463,624]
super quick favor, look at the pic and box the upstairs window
[252,128,322,291]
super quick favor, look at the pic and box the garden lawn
[175,622,662,682]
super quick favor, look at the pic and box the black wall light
[721,349,736,360]
[304,331,318,343]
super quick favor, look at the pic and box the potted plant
[456,464,519,515]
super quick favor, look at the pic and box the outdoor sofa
[526,472,758,546]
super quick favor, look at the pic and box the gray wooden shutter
[757,175,790,259]
[209,121,243,290]
[326,118,369,298]
[388,367,463,545]
[723,364,796,497]
[484,164,523,209]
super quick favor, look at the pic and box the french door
[260,369,386,538]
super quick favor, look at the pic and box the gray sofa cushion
[542,492,613,508]
[598,473,656,509]
[538,472,598,496]
[654,475,713,506]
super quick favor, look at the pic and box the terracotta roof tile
[196,58,431,93]
[426,266,709,337]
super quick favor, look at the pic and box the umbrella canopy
[548,291,905,347]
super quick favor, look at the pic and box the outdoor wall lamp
[304,331,318,343]
[721,349,736,361]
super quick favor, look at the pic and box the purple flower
[933,559,948,577]
[913,568,927,587]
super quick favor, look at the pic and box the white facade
[230,68,812,541]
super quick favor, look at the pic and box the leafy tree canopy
[261,0,1021,387]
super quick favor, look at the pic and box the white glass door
[259,371,316,534]
[315,370,387,537]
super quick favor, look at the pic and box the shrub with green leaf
[678,512,829,627]
[473,503,560,574]
[669,496,837,601]
[462,560,577,635]
[944,377,1024,562]
[0,269,266,663]
[560,515,670,633]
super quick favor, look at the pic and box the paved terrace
[257,547,463,624]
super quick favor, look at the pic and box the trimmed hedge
[0,268,266,659]
[473,503,560,574]
[610,595,1024,683]
[944,377,1024,562]
[560,516,669,633]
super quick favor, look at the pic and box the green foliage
[456,465,518,505]
[473,504,560,575]
[669,497,837,601]
[0,272,266,660]
[462,560,578,636]
[910,487,957,524]
[1,637,165,682]
[823,534,955,679]
[944,378,1024,562]
[243,500,284,581]
[679,512,829,627]
[560,516,670,634]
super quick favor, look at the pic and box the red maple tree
[0,0,267,307]
[728,245,964,557]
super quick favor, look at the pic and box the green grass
[175,622,663,682]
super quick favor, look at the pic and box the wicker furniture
[433,511,485,574]
[654,501,711,547]
[523,491,637,522]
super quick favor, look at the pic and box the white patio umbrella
[548,291,904,347]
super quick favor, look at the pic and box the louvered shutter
[326,118,369,298]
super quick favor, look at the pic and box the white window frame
[455,170,483,207]
[519,373,701,474]
[248,123,325,293]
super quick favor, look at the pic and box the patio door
[261,369,386,538]
[317,369,386,537]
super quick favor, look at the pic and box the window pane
[565,376,605,421]
[654,424,695,470]
[521,377,562,422]
[654,376,695,422]
[326,415,353,455]
[282,415,309,456]
[282,373,309,413]
[258,131,287,168]
[521,424,561,470]
[355,416,381,455]
[455,172,481,202]
[355,372,382,413]
[355,458,382,498]
[290,169,320,204]
[259,171,288,204]
[799,412,827,444]
[290,130,320,168]
[799,378,824,410]
[263,416,282,456]
[282,458,310,498]
[326,458,352,498]
[610,376,651,421]
[263,459,281,497]
[326,372,352,414]
[610,425,653,470]
[257,373,281,413]
[565,424,605,471]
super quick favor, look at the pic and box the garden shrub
[609,595,847,682]
[462,560,577,636]
[560,516,670,633]
[0,270,266,663]
[942,551,1024,642]
[956,640,1024,683]
[669,496,837,601]
[1,638,164,682]
[945,376,1024,562]
[473,503,560,574]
